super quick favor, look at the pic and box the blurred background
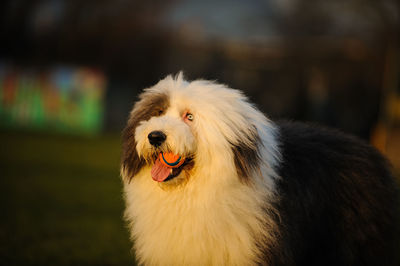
[0,0,399,264]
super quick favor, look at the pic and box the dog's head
[121,73,276,186]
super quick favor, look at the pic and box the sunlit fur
[121,73,281,265]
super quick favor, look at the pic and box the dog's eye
[157,109,164,116]
[186,113,194,121]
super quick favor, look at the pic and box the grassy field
[0,131,133,265]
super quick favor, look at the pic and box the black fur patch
[267,121,400,266]
[121,91,169,181]
[231,127,262,183]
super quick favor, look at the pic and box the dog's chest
[124,176,264,265]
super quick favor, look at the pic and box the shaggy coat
[121,74,399,266]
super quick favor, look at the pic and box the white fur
[122,74,281,265]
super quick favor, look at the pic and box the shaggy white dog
[121,74,399,266]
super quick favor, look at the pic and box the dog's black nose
[148,131,167,147]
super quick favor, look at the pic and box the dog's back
[271,121,400,266]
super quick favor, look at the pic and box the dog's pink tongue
[151,159,171,182]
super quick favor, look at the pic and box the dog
[121,73,399,266]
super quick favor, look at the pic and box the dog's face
[121,74,263,186]
[130,89,197,185]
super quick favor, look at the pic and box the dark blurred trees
[1,0,175,79]
[1,0,399,136]
[273,0,400,138]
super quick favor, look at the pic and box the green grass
[0,131,133,265]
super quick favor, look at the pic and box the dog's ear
[231,127,261,184]
[121,92,169,181]
[121,122,146,182]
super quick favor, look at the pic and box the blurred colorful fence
[0,64,106,135]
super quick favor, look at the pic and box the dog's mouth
[151,154,194,182]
